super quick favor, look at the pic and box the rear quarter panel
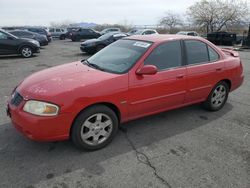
[222,54,244,91]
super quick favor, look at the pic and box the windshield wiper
[81,59,105,71]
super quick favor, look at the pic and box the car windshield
[5,31,19,39]
[134,30,144,35]
[177,32,187,35]
[98,32,118,40]
[128,30,138,34]
[101,29,108,33]
[86,39,152,74]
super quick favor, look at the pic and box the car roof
[178,31,197,33]
[137,29,155,31]
[126,34,203,43]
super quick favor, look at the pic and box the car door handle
[216,68,223,71]
[176,74,185,79]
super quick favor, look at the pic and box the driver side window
[144,40,182,70]
[0,32,8,39]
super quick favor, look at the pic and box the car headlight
[31,40,40,47]
[23,100,59,116]
[87,42,96,46]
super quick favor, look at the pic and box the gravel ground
[0,40,249,188]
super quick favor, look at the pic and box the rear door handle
[176,74,184,79]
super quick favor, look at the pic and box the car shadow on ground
[0,54,39,60]
[0,103,233,187]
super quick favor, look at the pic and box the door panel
[185,61,224,103]
[0,39,17,55]
[183,40,225,103]
[128,67,187,118]
[127,40,187,119]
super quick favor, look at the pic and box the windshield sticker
[133,42,151,48]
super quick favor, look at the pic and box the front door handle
[216,68,223,71]
[176,74,184,79]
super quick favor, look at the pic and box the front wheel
[203,81,229,111]
[71,105,118,150]
[20,46,33,58]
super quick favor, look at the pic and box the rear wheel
[203,81,229,111]
[59,34,65,40]
[20,46,33,58]
[71,105,118,150]
[71,36,80,42]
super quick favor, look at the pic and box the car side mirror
[136,65,157,76]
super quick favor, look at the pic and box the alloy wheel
[211,85,227,108]
[80,113,113,146]
[21,47,32,57]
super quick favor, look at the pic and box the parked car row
[0,29,40,58]
[80,32,128,54]
[9,30,49,46]
[79,28,159,54]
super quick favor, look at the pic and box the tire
[96,45,105,52]
[59,35,65,40]
[71,105,119,150]
[72,36,80,42]
[203,81,229,111]
[20,46,33,58]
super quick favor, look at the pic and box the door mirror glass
[136,65,157,75]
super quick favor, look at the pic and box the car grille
[11,92,23,107]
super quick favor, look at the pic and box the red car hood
[17,61,118,100]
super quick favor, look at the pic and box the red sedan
[7,35,244,150]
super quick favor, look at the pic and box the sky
[0,0,198,26]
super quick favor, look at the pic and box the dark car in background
[0,29,40,58]
[9,30,48,46]
[80,32,127,54]
[64,27,81,39]
[207,32,237,46]
[71,28,101,41]
[25,27,52,42]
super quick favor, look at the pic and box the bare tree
[159,11,183,33]
[188,0,249,33]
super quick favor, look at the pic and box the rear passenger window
[185,40,209,65]
[144,40,182,70]
[208,46,219,61]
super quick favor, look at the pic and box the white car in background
[177,31,199,36]
[132,29,159,35]
[49,28,67,40]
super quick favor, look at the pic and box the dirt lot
[0,40,249,188]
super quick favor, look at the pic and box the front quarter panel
[58,73,129,124]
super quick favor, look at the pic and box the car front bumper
[39,40,49,46]
[6,100,73,142]
[33,46,40,53]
